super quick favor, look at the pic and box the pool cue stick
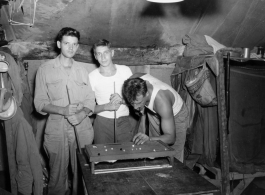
[66,86,88,195]
[114,82,116,143]
[66,86,82,154]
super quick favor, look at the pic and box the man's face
[94,46,113,67]
[57,36,79,58]
[131,94,148,114]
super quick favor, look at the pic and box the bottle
[257,46,262,55]
[257,46,265,58]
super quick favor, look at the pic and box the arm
[93,102,120,114]
[151,90,176,144]
[34,66,50,115]
[133,90,176,145]
[42,104,78,116]
[66,107,92,125]
[66,69,95,125]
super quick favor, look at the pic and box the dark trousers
[93,115,134,144]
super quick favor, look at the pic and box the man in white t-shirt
[89,39,134,144]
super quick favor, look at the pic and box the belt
[49,114,64,120]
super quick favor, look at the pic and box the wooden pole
[216,51,230,194]
[66,85,88,194]
[66,86,82,154]
[7,41,184,65]
[114,82,116,143]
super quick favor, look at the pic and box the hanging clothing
[5,107,43,195]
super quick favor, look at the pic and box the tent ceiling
[1,0,265,54]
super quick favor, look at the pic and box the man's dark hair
[92,39,111,53]
[122,77,147,105]
[56,27,80,42]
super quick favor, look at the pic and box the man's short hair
[56,27,80,42]
[93,39,111,53]
[122,77,147,105]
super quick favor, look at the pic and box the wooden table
[78,152,220,195]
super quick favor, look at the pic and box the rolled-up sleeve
[34,67,50,115]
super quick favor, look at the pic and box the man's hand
[66,111,86,126]
[77,106,93,116]
[64,104,78,116]
[104,102,120,111]
[133,132,150,145]
[110,93,123,104]
[76,103,84,111]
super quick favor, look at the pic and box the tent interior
[0,0,265,195]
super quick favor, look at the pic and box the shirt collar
[54,55,76,68]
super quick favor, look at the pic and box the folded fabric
[185,63,217,107]
[182,34,214,57]
[204,35,226,54]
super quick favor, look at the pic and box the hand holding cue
[66,85,82,154]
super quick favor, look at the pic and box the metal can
[243,48,250,58]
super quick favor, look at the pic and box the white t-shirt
[89,64,132,118]
[141,74,183,116]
